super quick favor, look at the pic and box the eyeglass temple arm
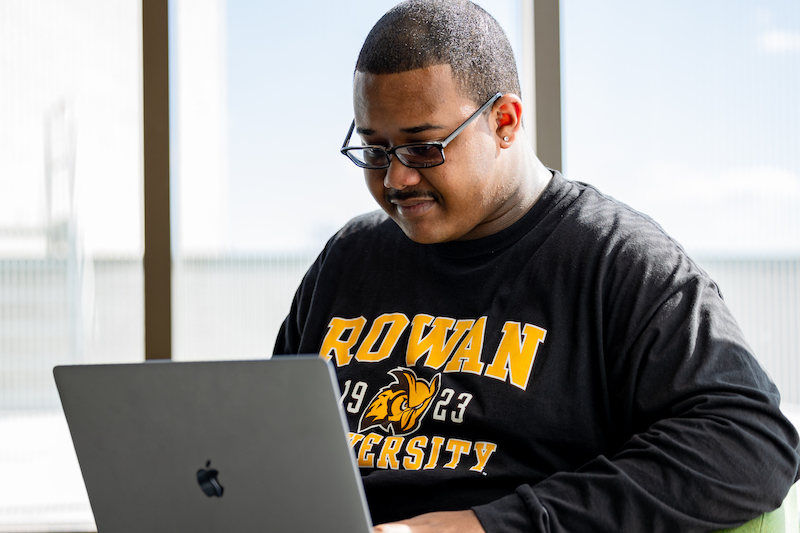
[341,120,356,150]
[440,92,503,148]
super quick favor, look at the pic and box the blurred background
[0,0,798,530]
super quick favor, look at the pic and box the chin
[405,233,443,245]
[395,220,456,245]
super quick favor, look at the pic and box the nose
[383,158,422,190]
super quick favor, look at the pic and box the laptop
[53,357,373,533]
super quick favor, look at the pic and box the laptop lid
[53,357,373,533]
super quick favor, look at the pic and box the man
[274,1,800,532]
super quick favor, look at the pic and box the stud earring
[503,136,509,142]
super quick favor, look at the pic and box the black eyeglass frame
[340,92,504,169]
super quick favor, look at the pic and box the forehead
[353,64,472,130]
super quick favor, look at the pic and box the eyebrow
[356,123,447,136]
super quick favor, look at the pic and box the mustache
[386,189,442,203]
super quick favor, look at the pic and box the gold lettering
[444,316,487,374]
[423,436,446,470]
[355,313,410,363]
[484,321,546,390]
[403,436,428,470]
[319,317,367,367]
[443,438,472,469]
[348,432,364,449]
[406,315,471,369]
[351,434,499,473]
[357,433,383,468]
[377,436,404,470]
[470,442,498,473]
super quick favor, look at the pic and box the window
[561,0,800,407]
[0,1,144,530]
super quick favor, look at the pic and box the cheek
[365,171,388,203]
[464,141,501,198]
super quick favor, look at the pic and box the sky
[560,0,800,257]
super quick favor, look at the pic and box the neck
[499,129,553,223]
[517,129,553,201]
[455,130,552,242]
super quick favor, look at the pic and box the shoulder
[566,179,677,249]
[334,210,394,239]
[564,179,695,263]
[322,210,403,254]
[553,177,716,299]
[306,210,409,279]
[289,210,401,310]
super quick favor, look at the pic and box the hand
[373,510,484,533]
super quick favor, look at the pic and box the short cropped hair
[355,0,521,107]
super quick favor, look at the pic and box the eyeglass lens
[396,145,443,167]
[348,144,444,169]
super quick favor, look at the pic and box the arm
[373,510,484,533]
[473,278,800,533]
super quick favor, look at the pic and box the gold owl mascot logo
[359,368,441,436]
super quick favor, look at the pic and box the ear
[493,94,523,148]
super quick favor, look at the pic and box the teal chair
[716,483,798,533]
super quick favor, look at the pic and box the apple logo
[197,460,224,497]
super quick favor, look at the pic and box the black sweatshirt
[274,172,800,533]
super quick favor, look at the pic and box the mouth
[386,190,440,218]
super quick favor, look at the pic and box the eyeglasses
[340,92,503,169]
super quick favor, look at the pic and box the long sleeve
[473,272,800,533]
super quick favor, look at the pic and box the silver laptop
[53,357,373,533]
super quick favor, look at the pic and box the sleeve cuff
[472,487,549,533]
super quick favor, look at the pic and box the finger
[373,524,412,533]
